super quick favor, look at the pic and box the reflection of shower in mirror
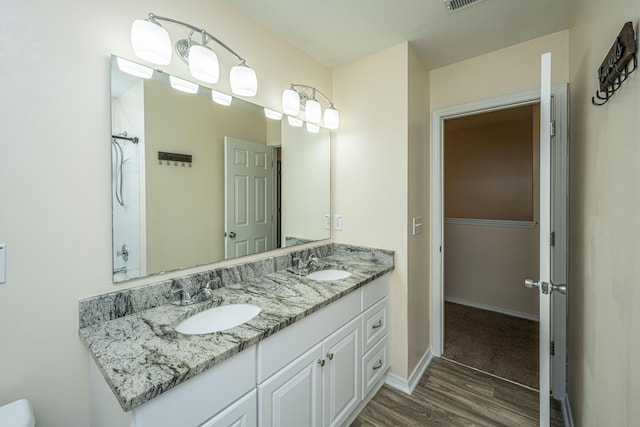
[110,132,143,281]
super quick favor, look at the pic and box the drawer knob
[372,320,383,329]
[372,360,383,370]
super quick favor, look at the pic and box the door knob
[228,232,236,238]
[524,279,567,295]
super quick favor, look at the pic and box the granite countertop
[79,247,393,412]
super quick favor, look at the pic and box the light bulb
[211,90,232,106]
[189,45,219,83]
[169,75,199,94]
[324,107,340,130]
[306,122,320,133]
[116,57,154,79]
[264,108,283,120]
[282,89,301,116]
[305,99,321,124]
[230,64,257,96]
[130,19,172,65]
[287,116,303,127]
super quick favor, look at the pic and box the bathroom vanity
[80,244,393,427]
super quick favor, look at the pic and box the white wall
[568,0,640,425]
[0,1,330,426]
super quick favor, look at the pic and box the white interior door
[224,137,275,259]
[524,52,568,427]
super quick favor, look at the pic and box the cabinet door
[201,390,256,427]
[258,343,323,427]
[323,317,361,427]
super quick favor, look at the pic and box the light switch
[0,243,6,284]
[334,215,343,231]
[412,217,423,236]
[324,214,331,230]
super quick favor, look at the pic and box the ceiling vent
[443,0,486,13]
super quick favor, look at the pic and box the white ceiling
[223,0,573,70]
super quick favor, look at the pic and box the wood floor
[351,357,564,426]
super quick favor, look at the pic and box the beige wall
[0,1,330,426]
[568,0,640,425]
[430,30,570,110]
[144,79,267,273]
[407,47,431,373]
[333,43,411,377]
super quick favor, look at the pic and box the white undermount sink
[306,269,352,281]
[175,304,261,335]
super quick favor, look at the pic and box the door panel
[225,137,275,259]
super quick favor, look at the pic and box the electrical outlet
[324,214,331,230]
[334,215,343,231]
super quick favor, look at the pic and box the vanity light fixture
[282,84,340,130]
[211,90,232,106]
[306,122,320,133]
[116,57,154,79]
[131,13,258,96]
[287,116,303,127]
[264,108,283,120]
[169,75,199,94]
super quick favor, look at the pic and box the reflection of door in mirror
[224,137,276,259]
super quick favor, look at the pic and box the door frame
[430,85,568,399]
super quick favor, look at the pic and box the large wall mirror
[110,55,330,283]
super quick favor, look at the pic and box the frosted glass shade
[131,20,172,65]
[287,116,303,127]
[324,107,340,130]
[189,45,219,83]
[116,57,154,79]
[306,122,320,133]
[264,108,283,120]
[211,90,232,106]
[169,75,199,94]
[230,64,257,96]
[305,99,321,124]
[282,89,301,116]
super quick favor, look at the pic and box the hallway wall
[568,1,640,425]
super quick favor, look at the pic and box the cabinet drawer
[362,335,388,398]
[361,275,389,311]
[361,297,387,355]
[200,390,256,427]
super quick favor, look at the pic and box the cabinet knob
[317,359,325,367]
[326,352,334,360]
[372,320,383,329]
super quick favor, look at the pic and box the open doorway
[441,104,541,388]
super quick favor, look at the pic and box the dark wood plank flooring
[351,357,563,426]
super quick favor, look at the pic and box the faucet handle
[171,286,192,305]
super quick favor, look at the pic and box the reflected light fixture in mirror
[212,90,232,106]
[306,122,320,133]
[169,75,199,94]
[130,13,258,96]
[282,84,340,130]
[264,108,283,120]
[116,57,154,79]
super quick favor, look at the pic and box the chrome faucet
[170,281,214,306]
[303,252,319,268]
[290,251,320,276]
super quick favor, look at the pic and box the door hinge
[550,340,555,356]
[550,231,555,246]
[550,120,556,137]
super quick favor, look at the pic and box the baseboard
[562,394,575,427]
[385,347,433,394]
[445,296,539,322]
